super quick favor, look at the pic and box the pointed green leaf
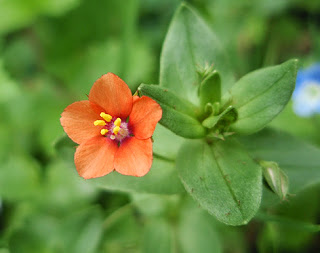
[202,105,235,129]
[226,59,298,134]
[177,139,262,225]
[199,71,221,106]
[160,3,234,105]
[138,84,206,138]
[139,84,200,117]
[240,128,320,194]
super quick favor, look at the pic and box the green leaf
[92,158,184,195]
[0,155,40,201]
[160,3,234,105]
[45,160,97,211]
[226,59,298,135]
[202,105,235,129]
[177,139,262,225]
[9,214,60,253]
[142,219,174,253]
[240,128,320,194]
[138,84,205,138]
[199,70,221,107]
[139,84,200,117]
[54,134,77,166]
[152,124,185,160]
[178,199,222,253]
[59,207,104,253]
[259,160,289,200]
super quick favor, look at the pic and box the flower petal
[89,73,133,119]
[132,95,139,103]
[74,136,118,179]
[114,137,152,177]
[129,96,162,139]
[60,101,101,144]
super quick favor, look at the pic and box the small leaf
[225,59,298,135]
[259,160,289,200]
[177,139,262,225]
[139,84,206,138]
[139,84,200,117]
[202,105,236,129]
[199,71,221,106]
[160,3,234,105]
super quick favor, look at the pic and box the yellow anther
[100,129,109,135]
[113,126,120,135]
[114,118,121,127]
[100,112,112,122]
[94,120,106,126]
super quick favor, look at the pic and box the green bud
[260,160,289,200]
[199,70,221,107]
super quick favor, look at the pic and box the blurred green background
[0,0,320,252]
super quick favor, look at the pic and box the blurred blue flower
[292,64,320,117]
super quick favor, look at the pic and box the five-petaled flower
[60,73,162,179]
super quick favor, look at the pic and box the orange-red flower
[60,73,162,179]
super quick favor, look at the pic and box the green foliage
[241,128,320,193]
[177,139,262,225]
[160,3,234,105]
[1,0,320,252]
[152,124,185,160]
[142,219,174,253]
[202,105,236,129]
[178,200,222,253]
[138,84,206,138]
[0,0,81,35]
[0,155,40,201]
[226,59,298,134]
[199,70,221,107]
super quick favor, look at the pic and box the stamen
[110,135,116,140]
[94,120,106,126]
[113,126,120,135]
[100,112,112,122]
[114,118,121,127]
[100,129,109,135]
